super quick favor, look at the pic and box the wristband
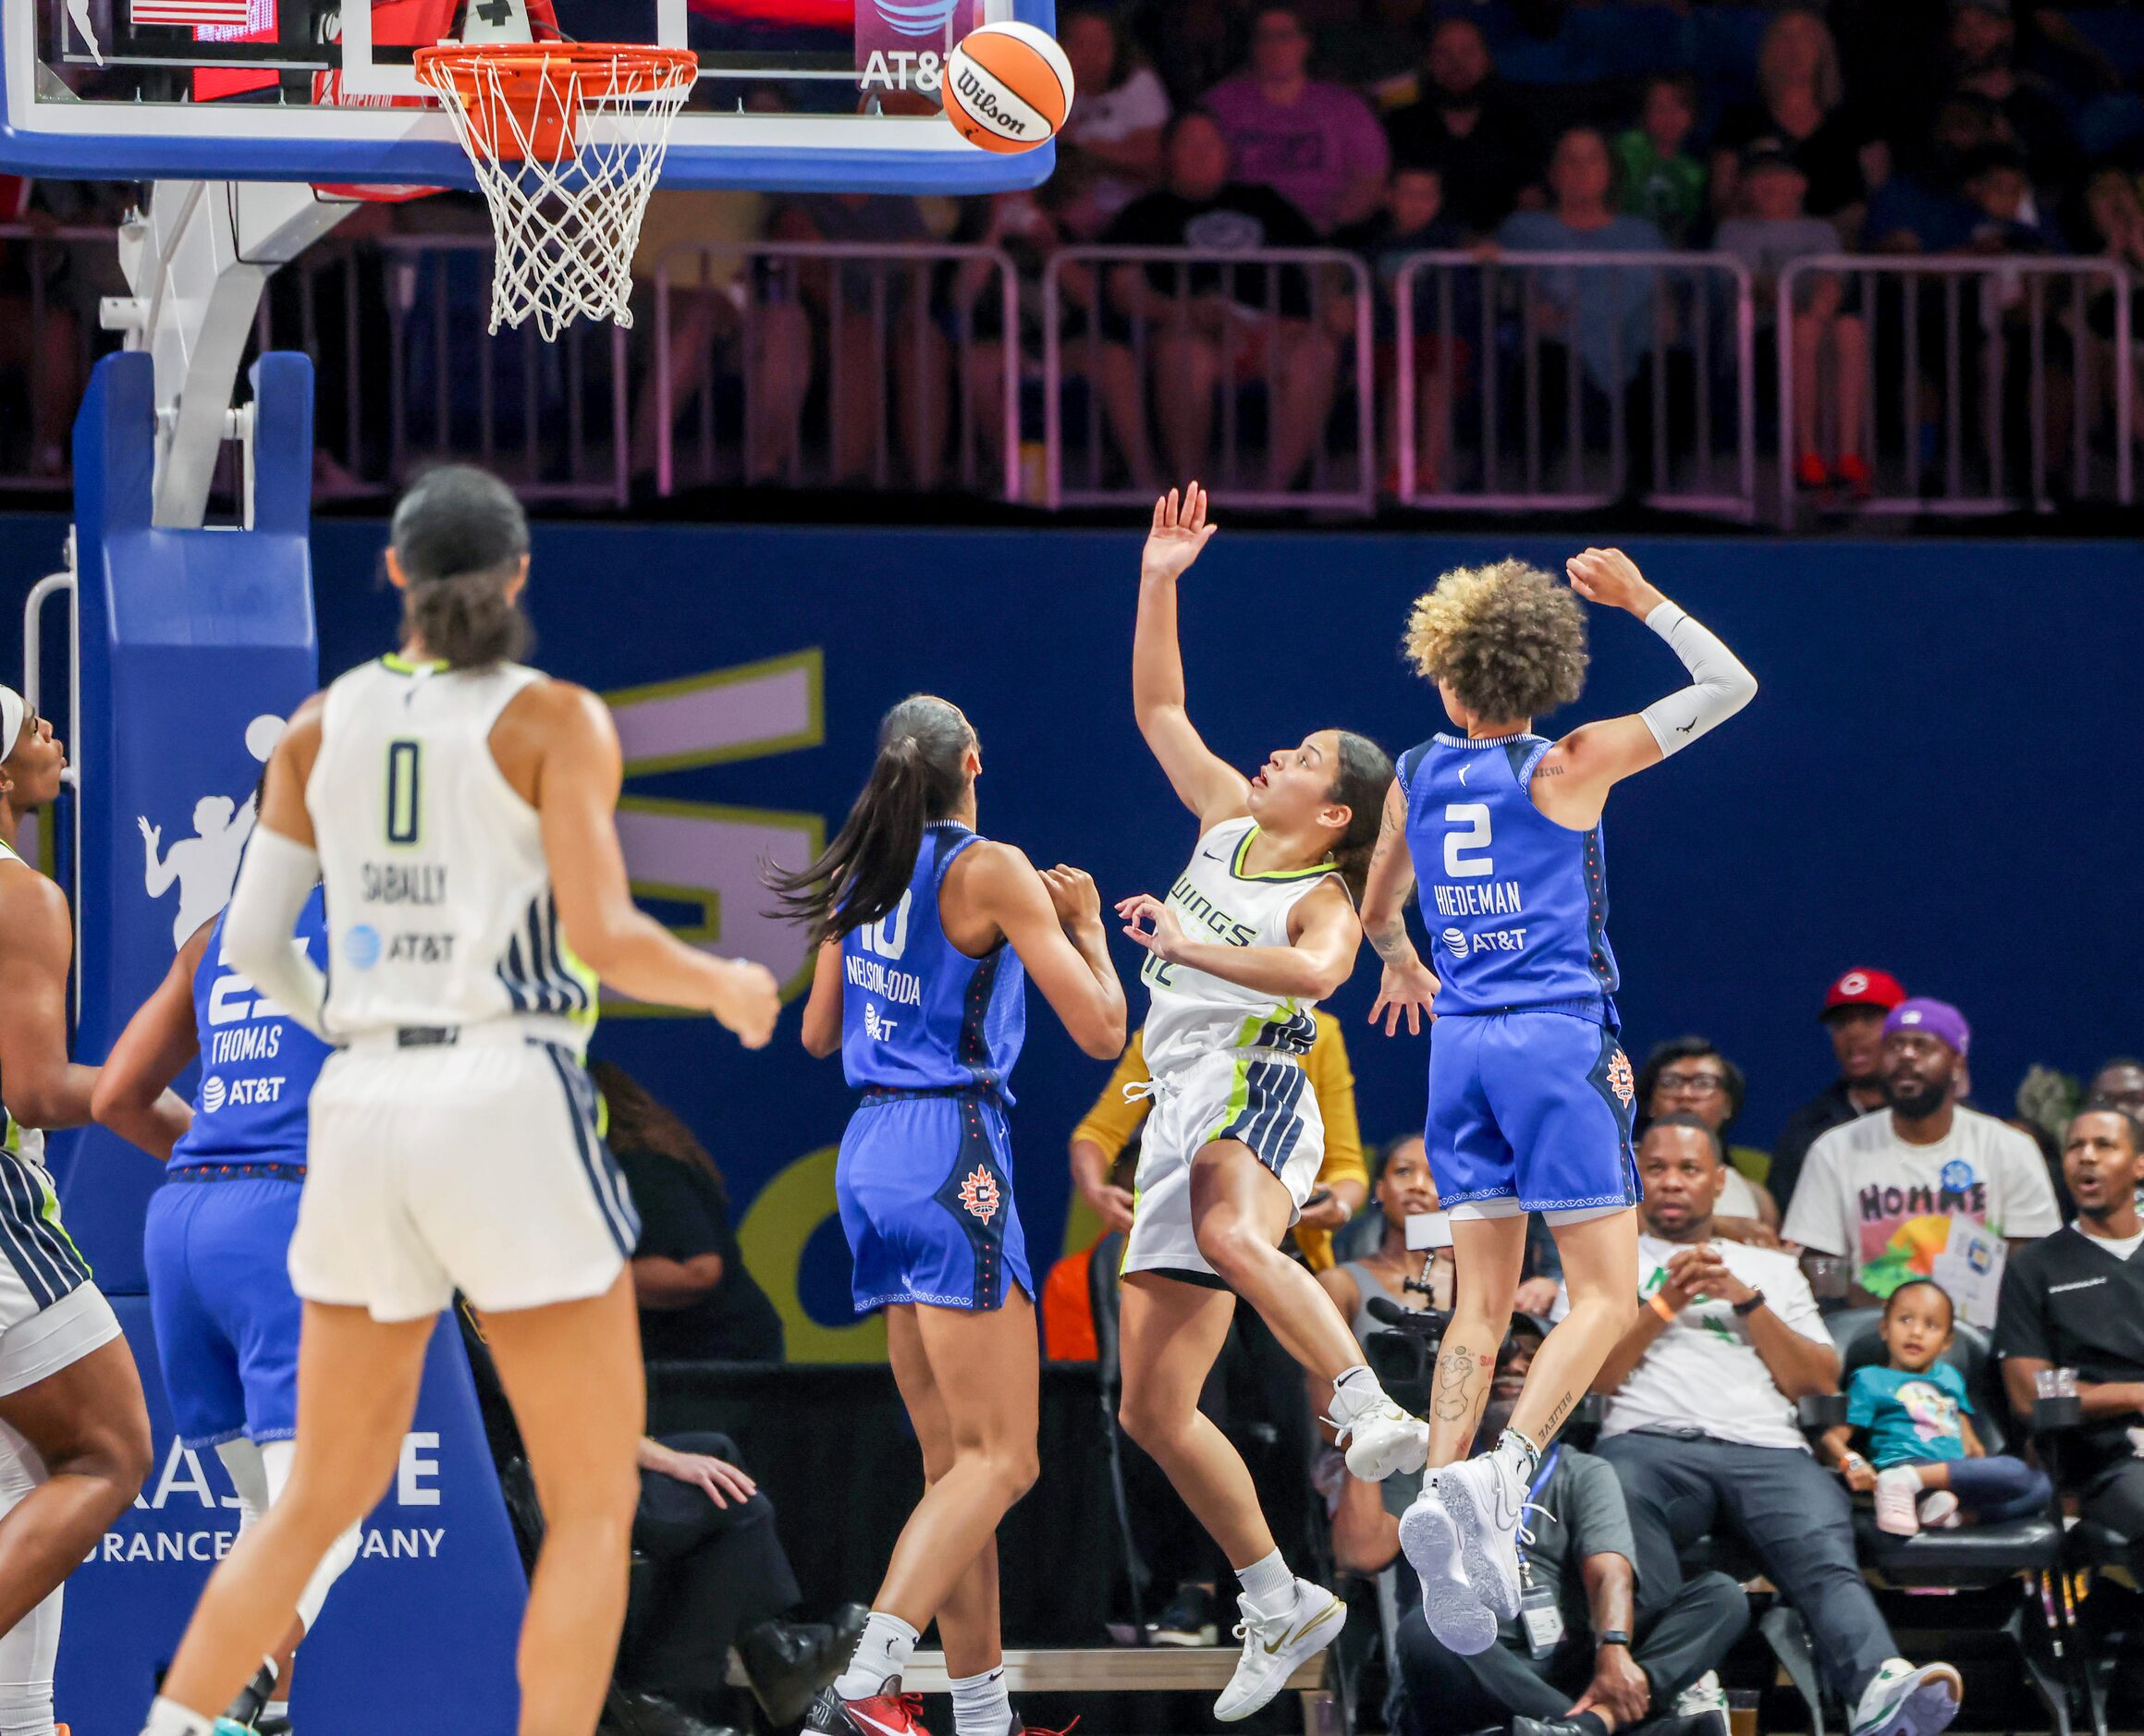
[1647,1291,1677,1324]
[1732,1290,1767,1317]
[1597,1631,1631,1651]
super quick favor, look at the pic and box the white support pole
[99,180,356,530]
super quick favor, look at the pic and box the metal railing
[1777,256,2135,518]
[0,224,127,489]
[1393,251,1757,519]
[1042,245,1377,513]
[650,240,1020,502]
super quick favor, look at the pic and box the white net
[415,46,696,341]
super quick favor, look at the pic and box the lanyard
[1514,1445,1561,1579]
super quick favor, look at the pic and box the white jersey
[307,655,595,1046]
[0,839,44,1168]
[1140,816,1341,1078]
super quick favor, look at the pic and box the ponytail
[1323,728,1394,903]
[388,464,532,670]
[766,695,976,947]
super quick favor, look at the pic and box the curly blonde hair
[1403,559,1589,723]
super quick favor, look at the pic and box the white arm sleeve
[223,827,329,1040]
[1636,599,1758,757]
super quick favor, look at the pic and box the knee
[1193,1216,1268,1285]
[1117,1388,1176,1455]
[1687,1569,1751,1633]
[996,1445,1041,1506]
[44,1406,154,1514]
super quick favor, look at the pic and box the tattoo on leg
[1538,1388,1575,1441]
[1433,1341,1482,1424]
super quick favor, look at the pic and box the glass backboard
[0,0,1057,189]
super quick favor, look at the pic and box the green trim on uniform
[381,653,449,676]
[1229,825,1337,885]
[34,1168,88,1272]
[1203,1057,1255,1145]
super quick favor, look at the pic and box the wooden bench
[729,1645,1330,1733]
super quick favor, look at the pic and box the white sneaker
[1918,1489,1961,1529]
[1874,1467,1923,1536]
[1336,1394,1429,1482]
[1426,1451,1528,1621]
[1672,1669,1729,1718]
[1396,1476,1498,1657]
[1851,1658,1963,1736]
[1213,1579,1345,1722]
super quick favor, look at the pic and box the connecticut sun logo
[1607,1049,1636,1107]
[958,1166,1001,1224]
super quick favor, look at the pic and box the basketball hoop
[414,42,697,340]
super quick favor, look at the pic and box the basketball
[940,20,1074,154]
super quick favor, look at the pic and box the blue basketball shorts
[1425,1010,1639,1221]
[837,1089,1032,1314]
[142,1175,305,1449]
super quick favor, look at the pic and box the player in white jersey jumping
[0,684,156,1736]
[141,468,782,1736]
[1110,485,1427,1722]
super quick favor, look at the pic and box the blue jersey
[168,889,333,1174]
[1398,732,1618,1021]
[840,824,1027,1100]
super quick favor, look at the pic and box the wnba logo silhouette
[138,714,287,949]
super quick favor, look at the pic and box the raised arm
[966,846,1127,1060]
[1133,484,1253,828]
[1530,549,1757,832]
[223,698,330,1038]
[1117,875,1360,1002]
[1360,777,1440,1037]
[92,919,210,1160]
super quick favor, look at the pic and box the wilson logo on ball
[940,20,1074,156]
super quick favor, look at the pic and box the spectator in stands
[1617,74,1708,248]
[1962,142,2063,254]
[1494,125,1668,397]
[771,192,951,490]
[1589,1117,1966,1736]
[1635,1037,1781,1241]
[1098,113,1340,490]
[1819,1278,2051,1535]
[2088,1057,2144,1120]
[1332,1314,1748,1736]
[1071,1009,1366,1268]
[1782,999,2063,1312]
[1866,92,2005,254]
[1947,0,2082,200]
[1055,7,1171,241]
[1316,1133,1452,1351]
[1771,969,1908,1216]
[2077,172,2144,444]
[1203,5,1391,235]
[1714,145,1872,498]
[1334,161,1471,493]
[1317,0,1431,109]
[1382,17,1546,238]
[1136,0,1253,110]
[594,1061,786,1364]
[1710,6,1887,247]
[1996,1106,2144,1573]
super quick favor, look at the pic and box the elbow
[89,1071,146,1136]
[801,1024,841,1059]
[6,1086,63,1133]
[1726,667,1758,715]
[1075,1009,1130,1061]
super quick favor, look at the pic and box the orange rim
[412,41,698,92]
[412,42,696,163]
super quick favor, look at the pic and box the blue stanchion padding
[50,350,320,1292]
[57,1294,527,1735]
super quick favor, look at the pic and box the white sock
[1235,1549,1295,1616]
[142,1697,216,1736]
[1493,1426,1541,1485]
[949,1668,1011,1736]
[263,1703,290,1724]
[833,1610,922,1700]
[1327,1364,1387,1424]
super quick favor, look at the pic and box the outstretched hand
[1142,483,1219,585]
[1564,547,1665,618]
[1368,955,1440,1036]
[1116,892,1192,964]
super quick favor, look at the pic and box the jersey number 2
[1444,802,1493,878]
[386,740,422,846]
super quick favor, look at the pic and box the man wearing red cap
[1768,969,1907,1216]
[1782,998,2061,1316]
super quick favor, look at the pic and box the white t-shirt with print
[1592,1236,1833,1452]
[1066,67,1170,147]
[1781,1106,2062,1296]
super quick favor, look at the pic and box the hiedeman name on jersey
[846,954,924,1008]
[1431,880,1525,918]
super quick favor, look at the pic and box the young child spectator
[1334,162,1470,492]
[1617,74,1707,247]
[1711,146,1869,496]
[1202,4,1391,235]
[1962,143,2060,257]
[1823,1279,2052,1537]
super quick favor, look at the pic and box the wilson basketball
[941,21,1074,154]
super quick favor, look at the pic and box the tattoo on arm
[1367,916,1413,965]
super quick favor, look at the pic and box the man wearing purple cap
[1769,968,1907,1216]
[1782,998,2060,1315]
